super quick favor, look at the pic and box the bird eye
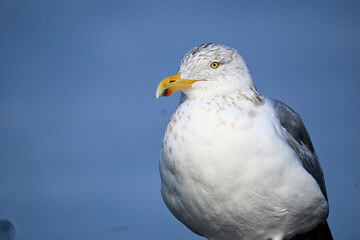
[210,61,220,69]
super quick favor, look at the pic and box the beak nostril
[169,80,176,83]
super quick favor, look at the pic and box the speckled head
[156,43,257,100]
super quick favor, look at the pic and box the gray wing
[268,98,328,202]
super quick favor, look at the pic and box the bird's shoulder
[264,97,328,202]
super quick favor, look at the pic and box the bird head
[156,44,255,100]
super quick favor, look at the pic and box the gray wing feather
[268,98,328,202]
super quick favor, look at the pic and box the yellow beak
[156,72,199,98]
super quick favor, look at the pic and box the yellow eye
[210,61,220,69]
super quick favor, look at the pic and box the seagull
[156,44,332,240]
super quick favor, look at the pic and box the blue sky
[0,0,359,239]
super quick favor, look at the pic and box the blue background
[1,0,359,239]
